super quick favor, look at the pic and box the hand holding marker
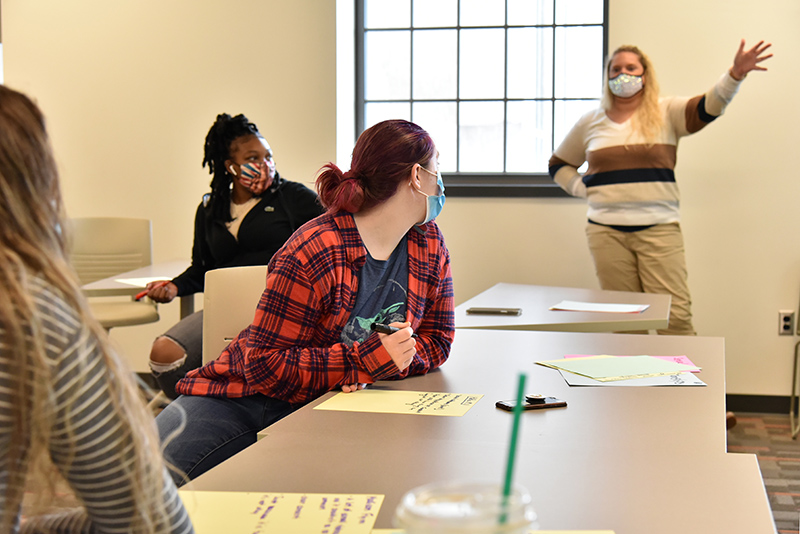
[135,281,169,301]
[370,322,418,338]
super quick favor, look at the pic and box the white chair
[69,217,159,330]
[202,265,268,364]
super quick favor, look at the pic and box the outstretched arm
[730,39,772,81]
[671,39,773,134]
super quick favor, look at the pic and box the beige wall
[438,0,800,397]
[604,0,799,396]
[3,0,336,371]
[4,0,800,397]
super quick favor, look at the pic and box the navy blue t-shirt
[340,238,409,346]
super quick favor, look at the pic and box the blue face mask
[415,167,446,225]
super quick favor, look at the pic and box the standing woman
[156,119,454,484]
[0,86,192,532]
[145,114,323,398]
[549,40,772,335]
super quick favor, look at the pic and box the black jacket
[171,175,323,296]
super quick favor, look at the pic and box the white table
[190,329,775,533]
[82,260,194,318]
[456,282,672,333]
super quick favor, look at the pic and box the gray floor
[727,413,800,534]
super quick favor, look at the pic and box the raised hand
[731,39,773,80]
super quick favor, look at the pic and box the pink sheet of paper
[564,354,700,372]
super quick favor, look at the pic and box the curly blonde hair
[601,45,663,144]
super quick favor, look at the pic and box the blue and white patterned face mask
[609,73,643,98]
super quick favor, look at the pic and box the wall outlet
[779,310,795,336]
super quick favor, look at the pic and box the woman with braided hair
[145,113,323,399]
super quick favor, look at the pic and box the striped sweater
[548,71,742,226]
[0,275,193,534]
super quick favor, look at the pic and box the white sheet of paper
[549,300,649,313]
[114,276,169,287]
[558,369,706,387]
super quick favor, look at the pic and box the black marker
[370,322,418,338]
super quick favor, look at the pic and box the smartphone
[495,397,567,411]
[466,307,522,316]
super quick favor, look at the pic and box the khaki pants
[586,222,696,336]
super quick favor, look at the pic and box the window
[356,0,608,197]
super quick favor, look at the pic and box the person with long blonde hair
[0,85,193,533]
[549,40,771,335]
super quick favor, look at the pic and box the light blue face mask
[415,166,446,225]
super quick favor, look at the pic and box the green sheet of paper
[536,355,700,382]
[314,390,483,416]
[179,491,383,534]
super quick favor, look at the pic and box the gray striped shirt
[0,276,193,534]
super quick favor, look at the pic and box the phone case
[466,307,522,316]
[495,397,567,411]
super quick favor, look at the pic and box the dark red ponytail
[316,120,435,213]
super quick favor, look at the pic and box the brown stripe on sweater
[685,95,709,134]
[587,144,677,174]
[548,154,574,168]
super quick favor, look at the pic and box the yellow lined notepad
[314,390,482,416]
[179,491,383,533]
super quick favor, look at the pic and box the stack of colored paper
[535,355,700,382]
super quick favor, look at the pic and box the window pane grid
[358,0,606,181]
[365,23,605,30]
[502,23,508,173]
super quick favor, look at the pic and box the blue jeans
[156,394,297,486]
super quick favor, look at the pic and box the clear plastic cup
[394,481,537,534]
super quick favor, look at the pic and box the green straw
[500,372,527,525]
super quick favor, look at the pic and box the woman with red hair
[156,119,454,484]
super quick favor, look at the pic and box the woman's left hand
[731,39,773,80]
[341,383,367,393]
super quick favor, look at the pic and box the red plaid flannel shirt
[176,211,455,404]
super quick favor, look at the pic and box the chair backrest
[68,217,153,285]
[202,265,268,364]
